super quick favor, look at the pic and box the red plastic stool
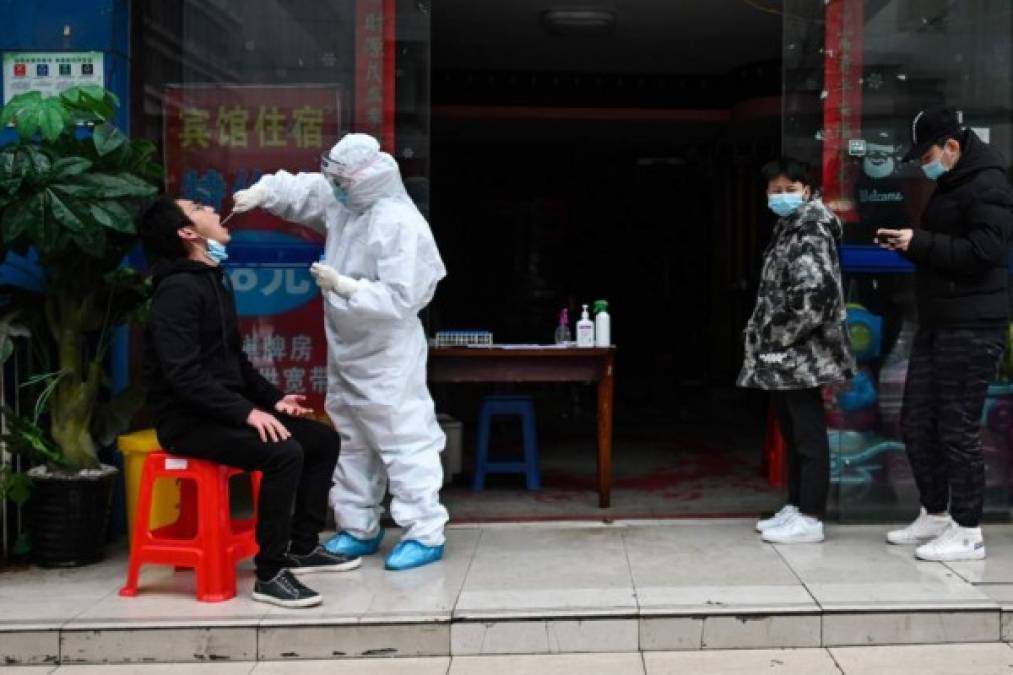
[120,452,262,602]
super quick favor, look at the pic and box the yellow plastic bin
[117,429,181,543]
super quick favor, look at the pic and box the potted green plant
[0,86,158,567]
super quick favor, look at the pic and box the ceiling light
[541,9,616,35]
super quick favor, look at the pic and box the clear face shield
[320,152,352,203]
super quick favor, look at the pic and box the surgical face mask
[204,237,229,264]
[767,192,806,217]
[331,183,349,205]
[921,156,948,180]
[321,152,350,204]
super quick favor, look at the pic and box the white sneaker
[756,504,799,533]
[762,513,825,544]
[886,508,954,545]
[915,524,986,562]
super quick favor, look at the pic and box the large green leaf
[130,138,157,160]
[15,109,37,140]
[1,468,32,506]
[0,148,30,179]
[51,157,92,179]
[1,91,42,129]
[4,93,67,141]
[93,122,127,157]
[0,150,26,195]
[60,87,82,105]
[0,149,16,177]
[46,188,87,232]
[1,91,41,118]
[78,86,115,120]
[24,146,52,177]
[0,176,24,197]
[8,473,31,506]
[89,201,134,233]
[79,85,118,108]
[82,172,157,198]
[38,101,66,141]
[1,411,69,468]
[28,193,60,254]
[1,192,45,245]
[50,181,98,199]
[100,199,133,220]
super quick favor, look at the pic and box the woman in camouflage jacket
[742,157,856,545]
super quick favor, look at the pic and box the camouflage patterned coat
[737,197,856,390]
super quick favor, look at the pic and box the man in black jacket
[877,106,1013,561]
[139,196,360,608]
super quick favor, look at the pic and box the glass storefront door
[784,0,1013,520]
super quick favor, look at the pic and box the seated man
[139,196,360,608]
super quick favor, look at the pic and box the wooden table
[428,346,616,507]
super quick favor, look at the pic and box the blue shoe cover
[384,540,444,571]
[323,528,385,557]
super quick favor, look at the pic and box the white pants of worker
[329,442,447,546]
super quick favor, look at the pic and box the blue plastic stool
[473,395,541,491]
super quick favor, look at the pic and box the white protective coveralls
[251,136,449,546]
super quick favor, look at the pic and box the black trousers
[902,327,1005,528]
[772,387,830,517]
[163,416,340,580]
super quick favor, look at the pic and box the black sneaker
[287,544,363,575]
[252,569,322,608]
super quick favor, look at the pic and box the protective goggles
[320,152,351,187]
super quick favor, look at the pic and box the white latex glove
[310,262,361,299]
[231,185,268,213]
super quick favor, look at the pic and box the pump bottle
[576,304,595,347]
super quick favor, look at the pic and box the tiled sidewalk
[3,520,1013,665]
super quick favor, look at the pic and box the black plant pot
[28,465,118,568]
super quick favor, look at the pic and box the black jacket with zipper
[143,259,283,444]
[904,129,1013,328]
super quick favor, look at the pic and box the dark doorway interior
[429,1,787,518]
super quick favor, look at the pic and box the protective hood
[343,152,410,212]
[325,133,409,212]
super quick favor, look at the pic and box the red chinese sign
[355,0,396,150]
[163,86,342,416]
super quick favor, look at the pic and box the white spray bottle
[593,300,611,347]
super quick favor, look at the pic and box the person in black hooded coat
[878,106,1013,562]
[139,196,360,608]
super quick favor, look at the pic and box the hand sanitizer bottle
[576,304,595,347]
[554,308,572,345]
[593,300,611,347]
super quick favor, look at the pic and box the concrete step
[4,605,1009,665]
[5,521,1013,665]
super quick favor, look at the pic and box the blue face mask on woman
[767,192,806,217]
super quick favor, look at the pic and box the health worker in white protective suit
[231,133,449,571]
